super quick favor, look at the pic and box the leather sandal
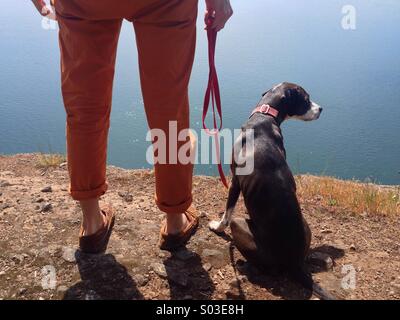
[159,206,199,251]
[78,206,115,254]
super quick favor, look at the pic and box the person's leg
[56,5,122,235]
[132,0,198,234]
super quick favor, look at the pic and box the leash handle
[202,18,229,189]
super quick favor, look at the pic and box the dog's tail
[290,267,337,300]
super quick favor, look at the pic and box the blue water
[0,1,399,184]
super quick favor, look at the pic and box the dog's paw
[209,220,226,233]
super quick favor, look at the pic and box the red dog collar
[250,104,279,118]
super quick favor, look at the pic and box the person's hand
[31,0,57,20]
[205,0,233,32]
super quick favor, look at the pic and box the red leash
[202,18,229,189]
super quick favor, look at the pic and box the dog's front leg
[209,176,241,233]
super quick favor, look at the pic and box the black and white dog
[209,82,334,299]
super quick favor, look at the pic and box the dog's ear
[284,87,301,100]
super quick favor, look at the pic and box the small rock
[118,192,133,202]
[62,247,77,263]
[59,162,67,168]
[321,229,332,234]
[349,244,357,251]
[57,286,68,293]
[41,203,52,213]
[133,274,149,287]
[36,198,45,203]
[18,288,27,295]
[0,180,11,187]
[203,263,212,271]
[41,186,52,193]
[151,263,167,278]
[308,252,334,271]
[229,280,240,289]
[202,249,226,268]
[0,203,10,211]
[11,254,24,264]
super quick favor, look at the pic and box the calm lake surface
[1,1,399,184]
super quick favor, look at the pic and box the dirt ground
[0,153,399,300]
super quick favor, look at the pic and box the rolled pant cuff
[155,194,193,214]
[69,182,108,201]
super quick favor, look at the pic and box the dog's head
[261,82,322,121]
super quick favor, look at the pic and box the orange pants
[55,0,198,214]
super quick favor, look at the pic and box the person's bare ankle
[166,213,188,235]
[80,198,105,236]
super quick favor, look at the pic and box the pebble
[202,249,226,268]
[118,192,133,203]
[41,203,52,213]
[0,180,11,187]
[36,198,45,203]
[59,162,67,168]
[203,263,212,272]
[0,203,10,211]
[151,262,167,278]
[11,254,25,264]
[133,274,149,287]
[18,288,27,295]
[62,247,77,263]
[57,286,68,293]
[308,252,334,271]
[41,186,52,193]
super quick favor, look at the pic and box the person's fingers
[204,10,215,29]
[211,15,228,31]
[48,5,57,20]
[32,0,47,15]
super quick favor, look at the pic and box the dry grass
[296,175,400,216]
[36,153,66,169]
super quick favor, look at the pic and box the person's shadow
[164,248,215,300]
[63,251,144,300]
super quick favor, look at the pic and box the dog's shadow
[216,233,345,300]
[63,251,144,300]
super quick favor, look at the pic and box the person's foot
[159,206,199,251]
[79,206,115,254]
[166,212,189,235]
[80,198,106,236]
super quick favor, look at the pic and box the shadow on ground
[63,251,144,300]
